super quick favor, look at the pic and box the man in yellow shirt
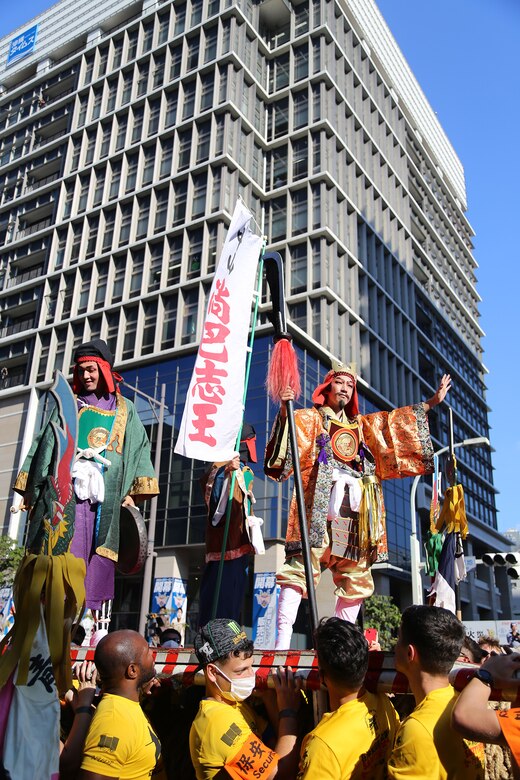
[79,630,163,779]
[388,605,485,779]
[297,617,399,779]
[189,618,302,780]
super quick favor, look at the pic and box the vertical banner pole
[211,244,266,619]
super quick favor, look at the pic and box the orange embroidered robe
[265,403,433,562]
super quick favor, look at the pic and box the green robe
[14,392,159,561]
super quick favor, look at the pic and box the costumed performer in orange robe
[264,360,451,649]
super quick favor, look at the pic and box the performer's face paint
[324,374,355,414]
[78,361,100,393]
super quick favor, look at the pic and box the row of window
[66,119,232,210]
[80,26,232,118]
[81,0,221,88]
[37,291,186,382]
[49,222,222,306]
[54,167,239,264]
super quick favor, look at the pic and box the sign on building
[464,619,520,647]
[7,25,38,66]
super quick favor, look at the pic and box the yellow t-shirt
[297,690,399,779]
[387,685,485,779]
[81,693,161,779]
[189,698,277,780]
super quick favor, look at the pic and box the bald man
[79,630,163,779]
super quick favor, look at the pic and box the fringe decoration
[0,552,86,696]
[436,484,469,539]
[358,478,386,552]
[266,339,301,403]
[429,454,441,534]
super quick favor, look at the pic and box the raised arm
[423,374,451,412]
[60,660,98,778]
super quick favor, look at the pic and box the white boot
[275,585,302,650]
[334,596,363,624]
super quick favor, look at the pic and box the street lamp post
[409,436,490,605]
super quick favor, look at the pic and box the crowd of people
[43,607,520,780]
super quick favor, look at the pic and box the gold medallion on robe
[87,426,110,448]
[328,419,360,465]
[78,406,116,451]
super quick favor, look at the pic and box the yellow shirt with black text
[297,690,399,780]
[189,698,277,780]
[387,685,485,780]
[81,693,162,779]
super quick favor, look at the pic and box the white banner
[464,620,505,644]
[2,611,60,780]
[175,200,262,461]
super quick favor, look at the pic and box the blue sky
[374,0,520,535]
[1,1,519,534]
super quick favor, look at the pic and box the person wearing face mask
[190,618,302,780]
[265,360,450,649]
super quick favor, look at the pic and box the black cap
[74,339,114,367]
[194,619,250,665]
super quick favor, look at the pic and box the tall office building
[0,0,511,637]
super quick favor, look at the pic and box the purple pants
[70,498,115,610]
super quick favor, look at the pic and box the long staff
[263,251,319,640]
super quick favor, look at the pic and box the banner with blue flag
[427,532,466,614]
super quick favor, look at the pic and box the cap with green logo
[194,619,250,665]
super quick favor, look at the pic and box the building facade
[0,0,511,640]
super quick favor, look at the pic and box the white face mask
[213,666,256,702]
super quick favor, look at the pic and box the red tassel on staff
[266,338,301,403]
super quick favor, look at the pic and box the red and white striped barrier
[71,647,520,702]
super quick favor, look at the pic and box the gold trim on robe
[130,476,160,496]
[13,471,29,493]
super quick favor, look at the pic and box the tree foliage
[363,594,402,650]
[0,535,24,588]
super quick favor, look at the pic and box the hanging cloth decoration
[0,552,85,696]
[434,457,469,539]
[424,529,444,577]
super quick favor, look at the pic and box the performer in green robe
[14,340,159,630]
